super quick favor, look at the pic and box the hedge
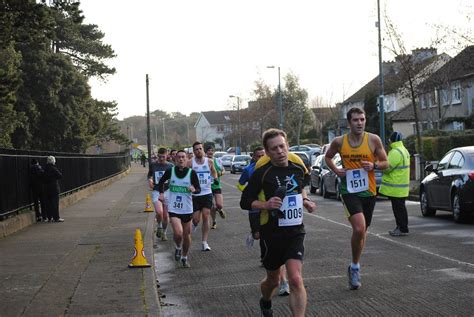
[405,131,474,161]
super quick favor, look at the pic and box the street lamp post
[229,95,242,154]
[267,65,283,130]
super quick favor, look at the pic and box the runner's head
[262,129,289,167]
[252,146,265,162]
[192,141,204,159]
[346,107,366,136]
[169,149,177,163]
[205,145,214,159]
[157,147,167,163]
[175,150,187,167]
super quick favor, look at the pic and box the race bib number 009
[346,168,369,193]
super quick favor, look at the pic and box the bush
[403,132,474,161]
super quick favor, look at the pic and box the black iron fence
[0,148,130,220]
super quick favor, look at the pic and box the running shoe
[161,232,168,241]
[53,218,64,223]
[259,298,273,317]
[389,227,409,236]
[278,280,290,296]
[181,258,190,268]
[348,265,361,290]
[174,248,181,261]
[211,222,217,229]
[156,227,163,238]
[217,208,226,219]
[202,241,211,251]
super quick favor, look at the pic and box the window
[448,151,464,169]
[451,82,461,104]
[217,125,224,132]
[437,151,453,171]
[441,89,450,106]
[453,121,464,131]
[420,95,426,109]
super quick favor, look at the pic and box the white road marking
[306,212,474,268]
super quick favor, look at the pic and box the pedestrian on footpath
[188,142,218,252]
[157,150,201,268]
[325,107,388,290]
[240,129,316,317]
[29,158,46,222]
[43,156,64,222]
[379,131,411,236]
[148,147,173,241]
[205,145,226,229]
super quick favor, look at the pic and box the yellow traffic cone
[129,229,151,268]
[144,193,153,212]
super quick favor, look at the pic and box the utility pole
[377,0,385,144]
[146,74,152,166]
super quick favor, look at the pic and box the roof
[343,52,444,104]
[200,110,236,125]
[423,45,474,87]
[390,104,415,122]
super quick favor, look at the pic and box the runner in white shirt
[188,141,218,251]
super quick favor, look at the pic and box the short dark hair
[176,150,187,155]
[262,129,287,150]
[192,141,202,150]
[346,107,365,121]
[205,145,214,152]
[252,146,264,154]
[158,147,167,155]
[170,149,177,154]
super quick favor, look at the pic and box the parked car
[419,146,474,223]
[303,143,321,149]
[291,151,311,172]
[213,151,227,159]
[221,154,234,170]
[230,155,252,174]
[319,153,342,199]
[309,154,326,194]
[290,145,321,166]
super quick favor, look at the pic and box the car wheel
[322,181,330,198]
[452,192,465,223]
[310,182,316,194]
[420,189,436,217]
[318,180,324,196]
[231,169,235,174]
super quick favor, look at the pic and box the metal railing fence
[0,148,130,220]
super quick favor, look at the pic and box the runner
[148,147,173,241]
[325,107,388,290]
[240,129,316,317]
[205,145,226,229]
[156,150,201,268]
[169,149,177,164]
[188,141,218,251]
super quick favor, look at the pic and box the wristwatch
[303,198,311,202]
[374,162,378,170]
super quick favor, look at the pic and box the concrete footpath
[0,165,162,317]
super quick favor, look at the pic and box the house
[416,45,474,132]
[340,48,450,136]
[194,110,235,149]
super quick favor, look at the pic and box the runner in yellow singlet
[325,107,388,290]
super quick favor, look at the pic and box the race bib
[278,194,303,227]
[171,195,184,211]
[154,171,165,184]
[346,168,369,193]
[197,172,209,185]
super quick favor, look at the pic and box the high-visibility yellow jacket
[379,141,410,198]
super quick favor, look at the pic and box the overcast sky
[79,0,472,119]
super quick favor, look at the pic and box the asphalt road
[155,172,474,316]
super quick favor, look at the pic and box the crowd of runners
[145,107,398,317]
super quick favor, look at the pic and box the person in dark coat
[43,156,64,222]
[29,159,46,222]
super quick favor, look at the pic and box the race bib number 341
[346,168,369,193]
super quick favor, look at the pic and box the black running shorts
[168,212,192,223]
[261,234,305,271]
[341,194,376,227]
[192,194,213,211]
